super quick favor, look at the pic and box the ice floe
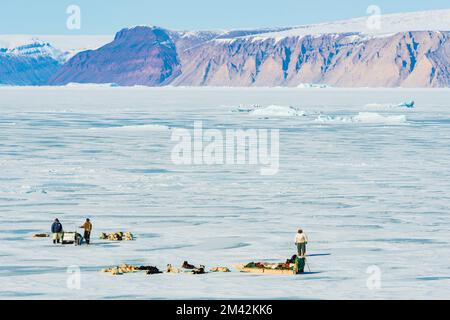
[297,83,330,89]
[365,101,415,109]
[315,112,407,124]
[233,105,306,117]
[65,82,120,88]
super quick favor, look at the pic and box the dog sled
[234,264,298,275]
[61,232,83,245]
[32,233,49,238]
[234,256,306,275]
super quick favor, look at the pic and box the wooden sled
[234,264,299,275]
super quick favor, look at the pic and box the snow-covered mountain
[0,35,112,85]
[0,40,61,85]
[171,10,450,87]
[0,35,113,60]
[230,9,450,41]
[2,10,450,87]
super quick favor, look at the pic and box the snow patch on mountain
[0,40,64,63]
[228,9,450,41]
[0,35,113,61]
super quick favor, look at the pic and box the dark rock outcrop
[49,27,181,86]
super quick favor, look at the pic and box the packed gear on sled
[61,232,83,245]
[286,255,297,264]
[235,256,306,275]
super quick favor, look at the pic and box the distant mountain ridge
[0,35,111,85]
[49,27,181,86]
[1,9,450,87]
[0,41,61,85]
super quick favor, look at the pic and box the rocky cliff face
[173,31,450,87]
[49,27,181,86]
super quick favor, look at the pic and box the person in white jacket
[295,229,308,257]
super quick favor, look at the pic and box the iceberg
[249,105,306,117]
[398,101,415,108]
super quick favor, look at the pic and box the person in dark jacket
[51,219,63,244]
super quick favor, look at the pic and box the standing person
[79,218,93,245]
[51,219,63,244]
[295,229,308,257]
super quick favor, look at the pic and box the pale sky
[0,0,448,34]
